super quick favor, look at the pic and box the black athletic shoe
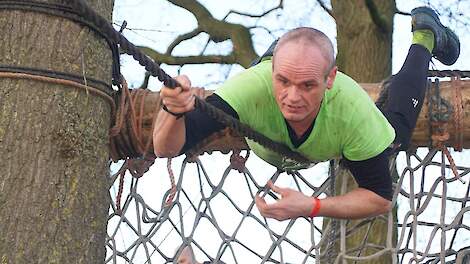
[411,6,460,65]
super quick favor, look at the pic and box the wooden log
[132,79,470,158]
[362,78,469,150]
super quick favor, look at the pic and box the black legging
[381,44,431,151]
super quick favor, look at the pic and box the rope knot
[230,150,250,173]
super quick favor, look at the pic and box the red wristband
[309,197,321,218]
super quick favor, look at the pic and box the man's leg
[382,6,460,151]
[382,45,430,151]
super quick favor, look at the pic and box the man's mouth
[285,104,303,113]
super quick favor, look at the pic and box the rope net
[105,146,470,263]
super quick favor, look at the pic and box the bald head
[273,27,336,76]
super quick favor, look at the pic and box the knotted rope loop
[427,79,465,184]
[230,150,250,173]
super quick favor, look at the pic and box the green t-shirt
[215,59,395,170]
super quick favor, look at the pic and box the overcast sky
[112,0,470,90]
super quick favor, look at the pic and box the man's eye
[304,83,315,90]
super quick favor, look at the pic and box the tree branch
[222,0,283,20]
[160,0,258,67]
[248,25,275,35]
[139,46,237,65]
[167,0,213,20]
[394,7,410,16]
[364,0,390,33]
[139,71,151,89]
[316,0,334,19]
[166,28,203,54]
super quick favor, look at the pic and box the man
[154,7,459,223]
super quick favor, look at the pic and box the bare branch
[222,0,283,20]
[139,46,237,65]
[152,0,258,67]
[199,38,211,56]
[167,0,213,20]
[248,25,275,35]
[139,71,151,89]
[316,0,334,19]
[395,8,410,16]
[166,28,203,54]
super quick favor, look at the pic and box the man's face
[272,43,336,131]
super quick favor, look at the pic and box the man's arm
[153,75,197,157]
[153,75,239,157]
[153,107,187,157]
[255,149,393,220]
[315,188,391,219]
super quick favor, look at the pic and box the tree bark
[0,1,113,263]
[332,0,395,82]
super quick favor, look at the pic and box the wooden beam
[128,79,470,159]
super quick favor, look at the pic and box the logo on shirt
[411,98,419,108]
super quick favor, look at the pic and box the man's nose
[286,86,301,102]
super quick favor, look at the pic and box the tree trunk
[0,1,113,263]
[324,1,396,263]
[332,0,395,82]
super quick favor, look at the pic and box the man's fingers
[159,75,200,115]
[161,86,197,113]
[267,180,288,196]
[174,75,191,91]
[160,86,183,98]
[256,195,283,213]
[255,196,267,209]
[194,87,206,98]
[255,196,275,215]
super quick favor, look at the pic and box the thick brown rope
[109,77,163,214]
[0,71,116,117]
[165,158,177,207]
[230,150,250,173]
[429,78,465,184]
[109,78,159,161]
[115,160,128,215]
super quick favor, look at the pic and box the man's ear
[326,66,337,90]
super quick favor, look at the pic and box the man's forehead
[275,42,325,63]
[274,71,321,84]
[273,44,327,74]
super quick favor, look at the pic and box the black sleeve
[342,149,393,201]
[179,94,239,154]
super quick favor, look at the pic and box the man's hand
[153,75,204,157]
[160,75,205,115]
[255,180,317,221]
